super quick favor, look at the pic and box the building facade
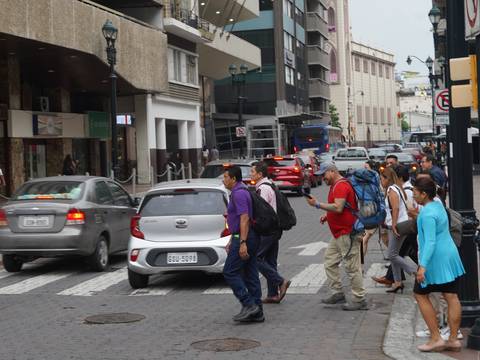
[351,41,400,145]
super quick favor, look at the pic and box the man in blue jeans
[223,166,264,323]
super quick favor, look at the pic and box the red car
[263,156,311,195]
[294,154,321,187]
[402,148,424,163]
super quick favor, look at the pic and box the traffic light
[450,55,478,110]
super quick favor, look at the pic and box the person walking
[420,154,447,190]
[306,162,367,311]
[222,165,264,323]
[202,145,209,166]
[412,177,465,352]
[62,154,77,176]
[210,146,220,161]
[250,162,290,304]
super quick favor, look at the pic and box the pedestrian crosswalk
[0,262,391,297]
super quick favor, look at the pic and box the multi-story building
[306,0,330,123]
[212,0,312,157]
[327,0,352,137]
[0,0,261,193]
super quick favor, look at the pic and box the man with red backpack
[306,162,367,311]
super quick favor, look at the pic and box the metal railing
[168,7,215,40]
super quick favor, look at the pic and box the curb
[383,295,452,360]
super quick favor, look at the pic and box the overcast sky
[349,0,435,77]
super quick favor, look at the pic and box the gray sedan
[0,176,138,272]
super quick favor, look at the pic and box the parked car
[318,151,335,164]
[128,179,230,288]
[367,148,387,163]
[201,159,257,186]
[332,147,370,174]
[262,156,311,194]
[375,143,403,153]
[294,153,322,187]
[0,176,139,272]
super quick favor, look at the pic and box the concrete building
[0,0,261,193]
[350,41,400,145]
[326,0,352,137]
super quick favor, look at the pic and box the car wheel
[2,254,23,272]
[128,268,149,289]
[88,236,109,272]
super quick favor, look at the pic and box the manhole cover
[191,338,261,352]
[84,313,145,324]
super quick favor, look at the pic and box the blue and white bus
[292,125,343,154]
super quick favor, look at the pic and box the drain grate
[191,338,261,352]
[84,312,145,324]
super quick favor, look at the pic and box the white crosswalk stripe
[0,272,71,295]
[288,263,327,294]
[129,287,174,296]
[58,268,127,296]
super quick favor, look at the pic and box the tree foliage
[329,104,341,129]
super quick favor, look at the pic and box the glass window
[94,181,114,205]
[380,107,385,124]
[284,32,294,52]
[365,106,371,124]
[356,105,363,124]
[201,165,251,179]
[363,60,368,73]
[283,0,293,18]
[285,66,295,85]
[168,47,198,86]
[259,0,273,11]
[387,108,392,124]
[378,63,383,77]
[328,7,336,31]
[140,190,227,216]
[354,57,360,72]
[186,55,197,85]
[373,107,378,124]
[13,181,85,201]
[371,61,376,76]
[295,7,304,26]
[386,65,391,79]
[107,182,131,206]
[263,158,297,167]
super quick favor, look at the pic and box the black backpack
[233,188,280,236]
[259,183,297,231]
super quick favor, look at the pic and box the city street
[0,184,394,360]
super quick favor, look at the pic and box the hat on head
[315,161,336,176]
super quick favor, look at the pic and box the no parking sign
[435,89,450,115]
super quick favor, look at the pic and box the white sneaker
[416,328,430,337]
[440,326,464,340]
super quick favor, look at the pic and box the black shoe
[234,305,260,322]
[233,306,247,321]
[240,310,265,323]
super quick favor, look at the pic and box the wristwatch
[240,240,247,244]
[315,203,321,209]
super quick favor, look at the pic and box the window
[330,51,338,82]
[283,0,293,18]
[387,108,392,124]
[385,65,391,79]
[94,181,113,205]
[259,0,273,11]
[356,105,363,124]
[13,181,85,201]
[380,107,385,124]
[285,66,295,85]
[363,60,369,73]
[328,7,336,32]
[168,47,198,86]
[365,106,371,124]
[378,63,383,78]
[371,61,376,76]
[284,32,294,52]
[295,7,304,26]
[107,182,131,206]
[354,57,360,72]
[373,107,378,124]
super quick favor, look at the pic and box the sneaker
[415,328,431,337]
[240,310,265,323]
[440,326,464,341]
[234,304,261,322]
[342,299,369,311]
[233,306,247,321]
[321,292,346,304]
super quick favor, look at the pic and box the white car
[127,179,231,288]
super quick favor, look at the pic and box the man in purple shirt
[223,165,263,323]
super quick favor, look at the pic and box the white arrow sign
[290,241,329,256]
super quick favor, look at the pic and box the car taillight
[0,209,7,227]
[326,143,330,152]
[130,249,140,262]
[66,208,85,225]
[130,215,144,239]
[293,166,301,173]
[221,222,231,238]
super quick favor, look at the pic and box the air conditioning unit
[38,96,50,112]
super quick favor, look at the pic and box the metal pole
[446,0,480,328]
[188,162,193,179]
[110,64,118,178]
[167,166,172,182]
[132,168,136,197]
[181,163,185,179]
[238,95,244,158]
[150,166,154,188]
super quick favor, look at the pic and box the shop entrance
[24,140,47,180]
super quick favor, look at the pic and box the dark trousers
[386,233,418,281]
[257,231,284,297]
[223,230,262,307]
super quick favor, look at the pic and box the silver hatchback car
[0,176,138,272]
[127,179,230,289]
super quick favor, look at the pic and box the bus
[291,125,343,154]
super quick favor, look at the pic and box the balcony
[309,79,330,100]
[197,32,261,79]
[199,0,259,27]
[307,45,330,69]
[0,0,168,93]
[306,12,329,35]
[164,7,215,43]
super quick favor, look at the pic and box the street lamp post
[229,64,248,158]
[102,20,119,178]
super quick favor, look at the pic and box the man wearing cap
[306,162,367,311]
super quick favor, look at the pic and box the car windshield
[368,149,386,156]
[263,158,296,167]
[336,149,367,158]
[13,181,85,200]
[201,165,251,179]
[140,189,227,216]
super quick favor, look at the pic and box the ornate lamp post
[102,20,119,177]
[229,64,248,158]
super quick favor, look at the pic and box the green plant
[329,104,341,129]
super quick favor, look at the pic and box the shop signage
[88,111,110,139]
[33,115,63,136]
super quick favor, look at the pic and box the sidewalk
[383,175,480,359]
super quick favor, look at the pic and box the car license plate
[22,216,50,227]
[167,252,198,264]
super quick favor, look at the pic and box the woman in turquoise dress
[413,177,465,353]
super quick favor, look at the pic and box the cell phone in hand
[301,189,313,199]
